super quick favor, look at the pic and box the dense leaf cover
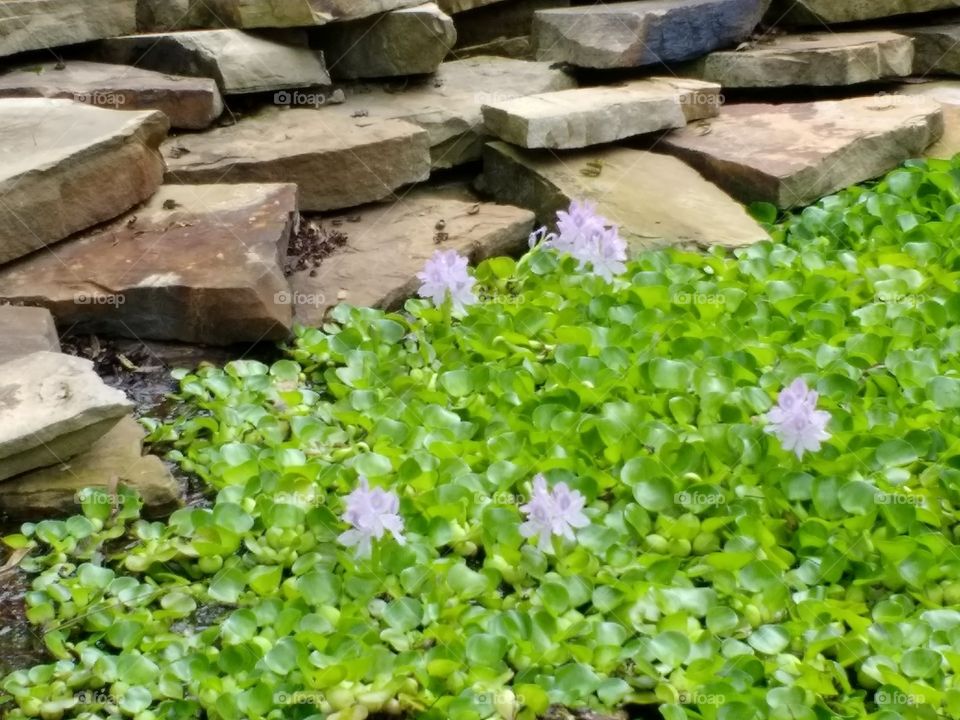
[5,157,960,720]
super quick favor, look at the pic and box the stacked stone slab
[660,96,944,208]
[0,99,168,265]
[481,142,770,251]
[481,79,721,149]
[321,56,576,168]
[689,31,915,87]
[532,0,769,68]
[0,61,224,129]
[163,110,431,211]
[315,3,456,79]
[0,184,299,345]
[92,29,330,94]
[766,0,960,24]
[291,189,536,325]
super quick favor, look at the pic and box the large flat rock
[93,29,329,95]
[689,31,914,87]
[481,78,720,149]
[0,417,181,521]
[481,141,769,252]
[291,189,535,325]
[0,0,136,57]
[896,82,960,159]
[0,306,60,365]
[0,61,223,129]
[660,96,944,208]
[322,56,574,168]
[532,0,769,69]
[163,110,430,211]
[0,352,133,482]
[0,99,168,266]
[903,23,960,76]
[0,184,298,345]
[316,3,456,79]
[767,0,960,24]
[202,0,425,27]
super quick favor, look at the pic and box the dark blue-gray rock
[532,0,770,69]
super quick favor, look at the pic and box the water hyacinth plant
[7,157,960,720]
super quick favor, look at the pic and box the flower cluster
[519,475,589,553]
[338,477,406,558]
[763,378,832,459]
[340,474,590,558]
[416,249,477,315]
[530,200,627,280]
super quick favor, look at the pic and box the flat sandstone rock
[163,108,431,211]
[0,352,133,481]
[0,417,181,521]
[0,61,223,129]
[0,306,60,364]
[0,0,136,58]
[290,190,535,325]
[0,184,299,345]
[0,99,168,266]
[766,0,960,25]
[481,141,769,251]
[321,56,575,168]
[689,31,914,87]
[532,0,769,69]
[902,23,960,77]
[481,78,720,149]
[316,3,457,80]
[896,82,960,159]
[661,96,944,208]
[93,29,329,95]
[202,0,426,27]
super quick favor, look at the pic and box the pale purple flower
[338,477,405,558]
[416,249,477,315]
[519,474,590,552]
[763,378,832,459]
[529,200,627,280]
